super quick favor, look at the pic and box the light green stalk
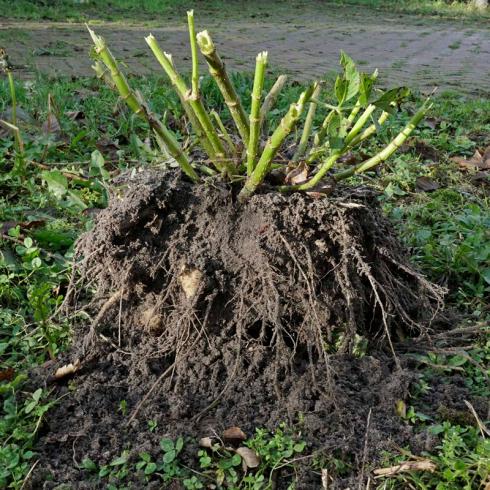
[335,103,431,181]
[246,51,268,175]
[88,27,198,182]
[344,104,376,146]
[7,71,17,129]
[239,86,314,201]
[211,110,237,155]
[187,10,199,100]
[196,30,250,146]
[346,110,390,148]
[292,82,321,162]
[347,99,361,124]
[145,34,232,174]
[312,109,335,147]
[259,74,288,135]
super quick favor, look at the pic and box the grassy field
[0,0,488,22]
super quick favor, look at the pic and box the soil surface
[28,171,483,489]
[1,3,490,93]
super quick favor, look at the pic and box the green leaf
[90,150,110,180]
[110,452,129,466]
[340,51,360,101]
[160,438,174,452]
[145,462,157,475]
[359,71,377,106]
[23,237,33,249]
[32,388,42,402]
[81,458,97,471]
[231,454,242,466]
[163,449,176,464]
[335,76,348,106]
[175,437,184,453]
[373,87,411,114]
[42,170,68,199]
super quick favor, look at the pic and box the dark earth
[28,171,486,488]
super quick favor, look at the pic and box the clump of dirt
[32,170,452,488]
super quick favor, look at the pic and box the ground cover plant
[0,8,489,490]
[0,0,488,22]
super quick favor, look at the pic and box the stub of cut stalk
[88,27,199,182]
[197,30,250,146]
[239,85,314,201]
[246,51,268,176]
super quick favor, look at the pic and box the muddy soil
[2,3,490,93]
[25,170,486,488]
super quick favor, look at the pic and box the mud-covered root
[71,170,444,369]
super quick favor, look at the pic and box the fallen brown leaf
[0,368,15,382]
[236,447,260,470]
[373,459,437,478]
[223,426,247,444]
[415,176,439,192]
[178,266,203,300]
[199,437,214,449]
[451,147,490,171]
[54,359,81,380]
[285,162,308,185]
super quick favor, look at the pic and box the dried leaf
[178,266,203,299]
[42,93,62,137]
[373,460,437,477]
[451,147,490,171]
[321,468,330,489]
[415,176,439,192]
[236,447,260,470]
[285,162,308,185]
[199,437,214,448]
[96,137,120,161]
[223,426,247,444]
[54,359,81,380]
[66,110,85,122]
[0,368,15,382]
[395,399,407,418]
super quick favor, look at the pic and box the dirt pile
[33,170,451,488]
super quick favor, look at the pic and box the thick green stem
[344,104,376,146]
[347,99,361,124]
[88,27,198,182]
[196,30,250,146]
[312,109,335,148]
[247,51,268,175]
[211,110,237,155]
[187,10,199,100]
[239,85,313,201]
[346,110,390,148]
[335,103,431,181]
[259,74,288,135]
[145,34,232,174]
[292,82,321,162]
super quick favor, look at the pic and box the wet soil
[26,170,485,489]
[2,2,490,93]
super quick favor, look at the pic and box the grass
[0,0,488,23]
[1,68,489,487]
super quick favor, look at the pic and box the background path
[1,4,489,93]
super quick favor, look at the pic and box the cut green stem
[239,85,314,201]
[247,51,268,175]
[88,27,198,182]
[145,34,232,174]
[187,10,200,100]
[211,110,237,155]
[292,81,321,162]
[335,103,431,181]
[197,30,250,146]
[259,74,288,136]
